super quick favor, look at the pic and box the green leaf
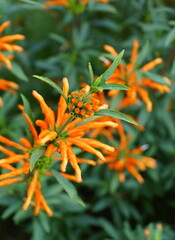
[2,202,21,219]
[142,71,170,85]
[33,75,67,102]
[94,109,137,125]
[52,170,85,207]
[10,62,28,82]
[30,146,46,171]
[88,62,94,85]
[98,218,119,239]
[32,218,47,240]
[38,212,50,233]
[94,50,124,87]
[20,94,33,120]
[165,27,175,46]
[90,3,118,14]
[136,41,150,67]
[99,83,130,91]
[109,172,119,194]
[49,33,66,44]
[20,0,45,8]
[13,209,31,224]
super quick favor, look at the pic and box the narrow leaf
[88,62,94,84]
[92,4,118,14]
[38,212,50,233]
[100,83,130,91]
[20,0,45,7]
[94,109,137,125]
[94,50,124,86]
[30,146,45,171]
[20,94,33,120]
[52,170,85,207]
[10,62,28,82]
[136,41,150,67]
[33,75,67,102]
[165,27,175,46]
[142,71,170,85]
[99,218,119,239]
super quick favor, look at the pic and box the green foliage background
[0,0,175,239]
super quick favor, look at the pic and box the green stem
[57,115,75,137]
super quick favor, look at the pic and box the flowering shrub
[0,0,175,239]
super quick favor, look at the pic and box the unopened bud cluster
[68,88,100,119]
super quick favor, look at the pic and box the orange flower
[0,77,117,215]
[103,40,171,111]
[45,0,109,7]
[0,20,25,106]
[31,78,117,182]
[0,135,53,216]
[104,136,156,183]
[0,79,19,106]
[0,20,25,69]
[90,115,144,149]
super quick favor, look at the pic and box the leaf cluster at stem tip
[32,50,137,125]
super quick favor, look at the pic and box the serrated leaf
[52,170,85,207]
[88,62,94,85]
[94,50,124,87]
[20,94,33,120]
[10,62,28,82]
[142,71,169,85]
[94,109,137,125]
[99,83,130,91]
[30,146,46,171]
[33,75,67,102]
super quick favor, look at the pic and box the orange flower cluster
[31,78,117,182]
[104,137,156,183]
[0,20,25,106]
[0,77,117,215]
[0,135,53,216]
[103,40,171,111]
[0,20,25,69]
[45,0,109,7]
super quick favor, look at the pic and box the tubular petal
[0,136,27,151]
[142,58,163,71]
[67,146,82,181]
[81,138,115,152]
[56,78,69,126]
[39,192,53,217]
[57,139,68,172]
[67,138,105,161]
[0,145,15,156]
[60,173,83,183]
[32,90,55,129]
[0,177,23,187]
[22,171,38,211]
